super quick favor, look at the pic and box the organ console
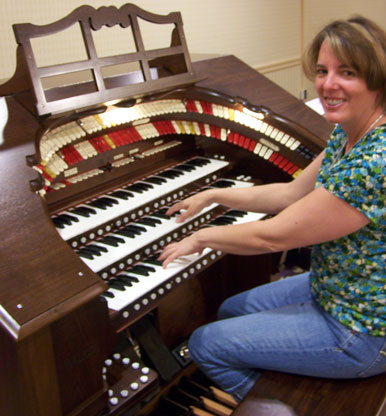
[0,4,332,415]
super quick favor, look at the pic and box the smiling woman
[314,41,382,143]
[158,15,386,403]
[303,16,386,147]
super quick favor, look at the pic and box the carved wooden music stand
[11,3,198,116]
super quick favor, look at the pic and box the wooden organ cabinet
[0,4,332,416]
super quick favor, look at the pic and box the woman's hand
[158,233,203,268]
[166,189,213,223]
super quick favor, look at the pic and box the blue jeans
[188,273,386,402]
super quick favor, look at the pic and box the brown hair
[302,16,386,108]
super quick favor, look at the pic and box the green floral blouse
[310,123,386,336]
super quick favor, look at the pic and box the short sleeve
[316,127,386,225]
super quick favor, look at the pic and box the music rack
[11,3,198,116]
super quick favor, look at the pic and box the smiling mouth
[325,99,345,106]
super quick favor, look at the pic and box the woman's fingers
[158,235,202,268]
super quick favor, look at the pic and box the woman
[158,16,386,402]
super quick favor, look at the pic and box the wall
[0,0,385,100]
[301,0,386,100]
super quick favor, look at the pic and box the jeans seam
[226,368,257,396]
[357,338,386,377]
[336,331,357,351]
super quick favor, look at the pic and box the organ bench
[233,370,386,416]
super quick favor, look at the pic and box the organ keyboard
[53,157,230,243]
[0,4,332,415]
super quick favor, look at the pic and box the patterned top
[310,123,386,337]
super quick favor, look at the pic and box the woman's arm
[159,184,370,268]
[168,151,325,223]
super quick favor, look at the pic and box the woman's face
[315,40,381,135]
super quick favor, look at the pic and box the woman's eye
[343,69,356,77]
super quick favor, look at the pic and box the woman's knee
[188,321,226,364]
[217,297,234,319]
[217,291,249,319]
[188,325,207,362]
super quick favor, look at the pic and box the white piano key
[104,253,208,311]
[78,193,263,274]
[104,211,266,311]
[55,158,229,241]
[78,203,218,273]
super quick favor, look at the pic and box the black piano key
[68,208,89,218]
[126,182,153,192]
[98,197,119,206]
[137,217,162,227]
[144,255,163,266]
[155,207,169,214]
[136,264,156,273]
[124,184,145,193]
[119,273,140,283]
[150,210,170,219]
[80,248,102,257]
[87,200,108,210]
[158,169,183,179]
[109,235,126,244]
[87,244,108,253]
[101,291,115,299]
[59,213,80,223]
[169,168,185,176]
[210,217,236,226]
[70,206,96,217]
[165,169,184,178]
[99,236,124,247]
[156,171,174,179]
[185,161,202,169]
[145,176,167,185]
[82,246,104,255]
[129,266,151,276]
[147,217,163,224]
[115,229,136,238]
[212,179,236,188]
[138,182,154,190]
[52,218,66,228]
[126,224,147,234]
[170,210,182,218]
[109,190,134,200]
[115,276,134,287]
[188,157,210,167]
[76,249,95,260]
[152,207,180,218]
[175,163,196,172]
[226,210,247,217]
[223,215,238,223]
[107,281,126,291]
[53,215,72,226]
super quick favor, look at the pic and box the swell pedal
[130,315,181,381]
